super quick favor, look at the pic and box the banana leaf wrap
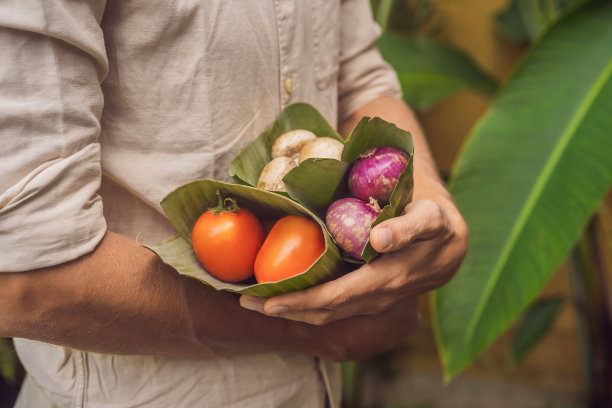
[230,103,414,262]
[145,180,345,296]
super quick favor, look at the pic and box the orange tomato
[192,205,264,283]
[254,215,325,283]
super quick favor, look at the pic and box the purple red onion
[348,146,409,205]
[325,197,381,259]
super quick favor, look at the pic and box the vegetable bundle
[146,103,413,296]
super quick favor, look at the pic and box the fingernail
[376,227,392,250]
[240,296,265,313]
[266,305,288,315]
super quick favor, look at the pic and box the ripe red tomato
[254,215,325,283]
[192,204,264,283]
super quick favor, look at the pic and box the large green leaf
[376,34,497,110]
[432,2,612,379]
[145,180,345,296]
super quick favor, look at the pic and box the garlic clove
[271,129,317,159]
[257,157,297,191]
[297,137,344,164]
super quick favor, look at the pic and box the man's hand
[240,95,468,334]
[240,199,467,325]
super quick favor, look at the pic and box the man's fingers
[263,279,350,314]
[241,290,395,326]
[264,271,376,314]
[370,199,448,253]
[240,265,393,324]
[239,295,266,313]
[239,282,352,319]
[259,298,387,326]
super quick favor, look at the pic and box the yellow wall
[417,0,526,175]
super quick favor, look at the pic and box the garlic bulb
[257,157,297,191]
[298,137,344,164]
[271,129,317,160]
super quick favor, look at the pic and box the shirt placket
[273,0,297,108]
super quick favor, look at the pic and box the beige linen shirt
[1,0,401,407]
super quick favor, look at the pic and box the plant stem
[568,218,612,408]
[341,361,362,408]
[0,338,24,408]
[376,0,394,33]
[589,215,612,408]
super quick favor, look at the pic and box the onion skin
[271,129,317,160]
[325,198,380,259]
[298,137,344,164]
[257,157,297,191]
[348,146,409,205]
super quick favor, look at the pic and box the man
[0,1,468,407]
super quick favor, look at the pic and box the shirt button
[284,77,293,94]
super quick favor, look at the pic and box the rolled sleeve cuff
[338,43,403,123]
[0,143,106,272]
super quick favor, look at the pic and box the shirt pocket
[311,0,340,90]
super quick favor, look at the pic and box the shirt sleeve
[0,1,108,272]
[337,0,402,124]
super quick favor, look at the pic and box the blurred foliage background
[345,0,612,407]
[0,338,22,408]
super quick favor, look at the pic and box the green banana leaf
[145,180,345,296]
[283,158,351,219]
[511,296,565,365]
[432,2,612,379]
[376,34,498,110]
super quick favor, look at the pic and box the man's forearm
[0,231,316,358]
